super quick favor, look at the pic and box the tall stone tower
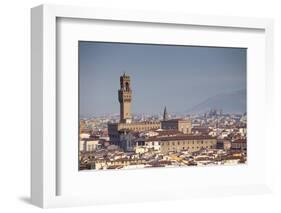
[118,73,132,123]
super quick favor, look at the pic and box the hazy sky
[79,41,246,117]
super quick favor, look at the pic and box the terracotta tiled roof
[156,130,182,136]
[162,119,187,122]
[232,139,247,143]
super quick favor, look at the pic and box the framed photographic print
[31,4,274,208]
[78,41,247,171]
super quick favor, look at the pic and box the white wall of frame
[1,0,281,212]
[57,17,267,199]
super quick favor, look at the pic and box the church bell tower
[163,106,168,121]
[118,73,132,123]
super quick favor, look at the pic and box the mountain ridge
[187,89,246,114]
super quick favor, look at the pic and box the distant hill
[187,89,246,114]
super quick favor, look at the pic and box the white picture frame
[31,4,274,208]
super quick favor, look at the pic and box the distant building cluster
[79,74,247,170]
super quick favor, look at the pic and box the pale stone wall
[80,140,99,152]
[178,120,192,134]
[159,138,217,154]
[161,119,192,134]
[118,122,161,132]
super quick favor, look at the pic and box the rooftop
[162,118,187,122]
[232,139,247,143]
[145,135,216,142]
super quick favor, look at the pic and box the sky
[79,41,246,117]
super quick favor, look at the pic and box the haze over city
[79,41,246,117]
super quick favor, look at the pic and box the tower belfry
[118,73,132,123]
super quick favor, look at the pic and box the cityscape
[79,42,247,171]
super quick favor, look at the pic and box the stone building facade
[161,119,192,134]
[108,121,161,144]
[231,139,247,150]
[144,135,217,154]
